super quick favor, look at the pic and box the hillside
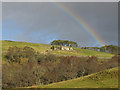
[2,40,113,58]
[30,67,118,88]
[2,40,118,88]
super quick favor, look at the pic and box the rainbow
[51,2,106,46]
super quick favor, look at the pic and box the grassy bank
[31,67,118,88]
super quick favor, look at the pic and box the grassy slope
[31,67,118,88]
[2,40,50,53]
[2,40,113,58]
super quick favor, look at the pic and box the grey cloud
[2,2,118,47]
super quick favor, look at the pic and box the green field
[30,67,118,88]
[2,40,113,58]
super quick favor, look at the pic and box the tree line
[101,45,119,54]
[50,40,78,47]
[82,45,120,54]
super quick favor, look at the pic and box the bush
[5,46,36,64]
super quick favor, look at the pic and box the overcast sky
[2,2,118,47]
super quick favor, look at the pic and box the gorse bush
[2,46,118,88]
[5,46,36,64]
[5,46,57,64]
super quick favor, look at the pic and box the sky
[2,2,118,47]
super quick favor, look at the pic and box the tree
[50,40,78,47]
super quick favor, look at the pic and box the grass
[30,67,118,88]
[2,40,113,58]
[2,40,50,53]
